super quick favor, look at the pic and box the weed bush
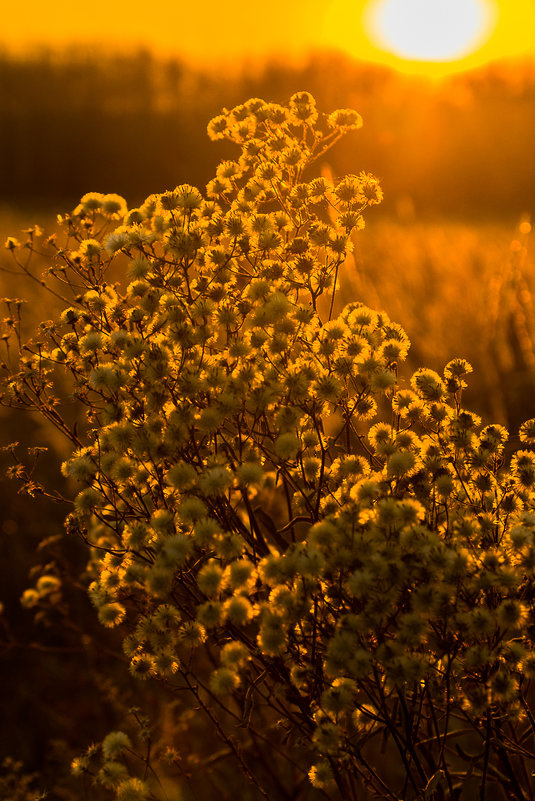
[3,92,535,800]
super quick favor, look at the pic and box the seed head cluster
[4,92,535,799]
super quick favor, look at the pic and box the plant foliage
[3,92,535,801]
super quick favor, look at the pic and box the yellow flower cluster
[5,93,535,800]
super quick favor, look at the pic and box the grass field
[343,216,535,430]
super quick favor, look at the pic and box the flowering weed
[3,93,535,801]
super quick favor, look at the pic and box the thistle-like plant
[4,91,535,801]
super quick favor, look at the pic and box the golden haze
[2,0,535,76]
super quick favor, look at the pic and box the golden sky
[3,0,535,76]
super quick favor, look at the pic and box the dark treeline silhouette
[0,47,534,219]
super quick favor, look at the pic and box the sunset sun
[365,0,497,62]
[321,0,535,78]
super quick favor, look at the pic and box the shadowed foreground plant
[3,92,535,801]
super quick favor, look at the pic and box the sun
[321,0,529,78]
[364,0,497,62]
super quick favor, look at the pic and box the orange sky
[2,0,535,77]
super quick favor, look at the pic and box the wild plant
[3,92,535,801]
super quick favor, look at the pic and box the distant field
[0,204,62,328]
[341,217,535,430]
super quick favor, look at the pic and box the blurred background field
[1,16,535,797]
[1,49,535,219]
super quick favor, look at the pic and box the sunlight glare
[365,0,497,62]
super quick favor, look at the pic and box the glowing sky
[2,0,535,76]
